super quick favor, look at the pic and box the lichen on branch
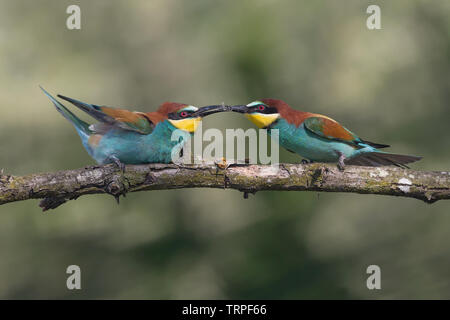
[0,163,449,211]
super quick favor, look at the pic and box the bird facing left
[40,87,228,169]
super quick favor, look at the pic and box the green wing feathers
[303,116,359,145]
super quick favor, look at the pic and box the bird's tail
[346,152,422,169]
[40,86,92,140]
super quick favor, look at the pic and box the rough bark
[0,163,449,211]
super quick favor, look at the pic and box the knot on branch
[308,167,329,187]
[105,175,130,204]
[241,190,257,199]
[144,173,156,185]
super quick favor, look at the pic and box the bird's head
[158,102,229,133]
[231,99,289,128]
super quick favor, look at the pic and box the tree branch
[0,163,449,211]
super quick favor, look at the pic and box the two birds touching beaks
[40,87,422,171]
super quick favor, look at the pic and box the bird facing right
[41,87,228,168]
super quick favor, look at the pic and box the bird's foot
[105,156,129,203]
[336,151,346,171]
[109,156,126,173]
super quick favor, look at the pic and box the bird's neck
[279,109,314,127]
[140,120,191,163]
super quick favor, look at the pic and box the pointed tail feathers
[40,86,91,139]
[346,152,422,169]
[57,94,111,124]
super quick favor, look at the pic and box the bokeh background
[0,0,449,299]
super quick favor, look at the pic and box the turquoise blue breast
[90,121,187,164]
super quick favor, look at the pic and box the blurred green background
[0,0,449,299]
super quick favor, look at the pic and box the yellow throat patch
[168,117,202,133]
[245,113,280,128]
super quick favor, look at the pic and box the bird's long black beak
[230,105,249,114]
[195,104,230,117]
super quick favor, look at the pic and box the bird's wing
[303,116,360,146]
[57,94,155,134]
[93,107,155,134]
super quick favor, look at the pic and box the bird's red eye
[180,111,188,118]
[258,105,265,111]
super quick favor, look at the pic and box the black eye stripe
[253,105,277,114]
[168,110,194,120]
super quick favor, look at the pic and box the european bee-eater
[232,99,421,169]
[41,87,227,168]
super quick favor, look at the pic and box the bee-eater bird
[40,87,227,169]
[231,99,422,169]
